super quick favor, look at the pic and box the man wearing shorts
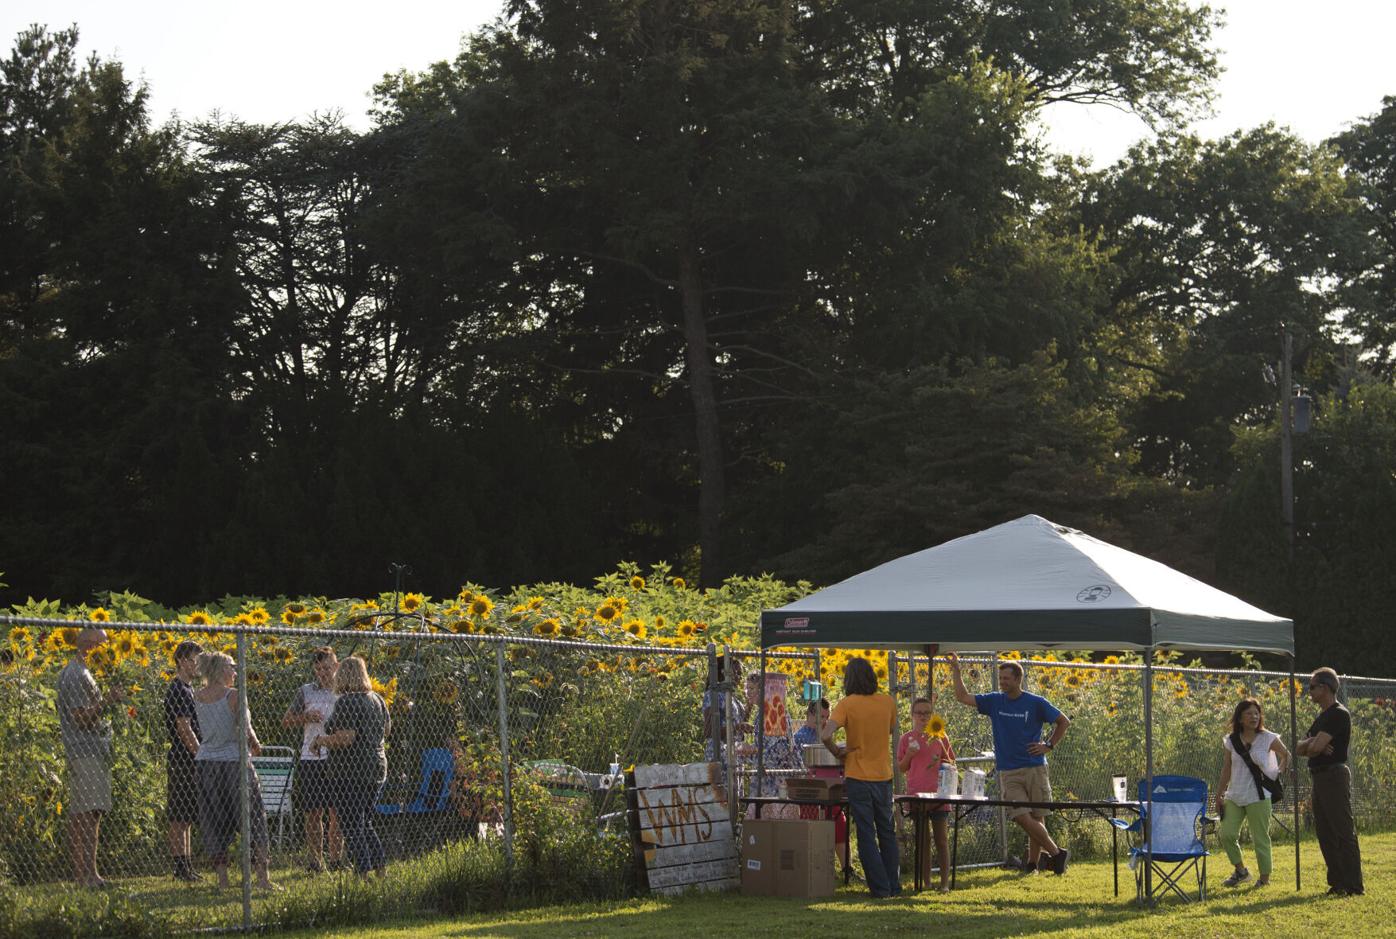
[56,627,124,888]
[163,639,203,881]
[948,654,1071,875]
[283,647,343,871]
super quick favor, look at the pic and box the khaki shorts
[68,755,113,815]
[999,765,1052,819]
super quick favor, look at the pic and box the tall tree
[0,26,245,604]
[1080,128,1370,485]
[375,0,1221,584]
[1332,96,1396,374]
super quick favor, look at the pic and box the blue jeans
[335,779,386,874]
[845,777,899,896]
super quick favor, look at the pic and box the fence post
[493,638,514,872]
[722,644,737,827]
[236,631,252,932]
[756,646,767,799]
[705,643,718,761]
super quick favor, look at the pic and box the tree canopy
[3,9,1395,671]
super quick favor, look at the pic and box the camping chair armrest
[1108,817,1140,832]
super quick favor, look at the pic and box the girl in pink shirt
[899,697,956,892]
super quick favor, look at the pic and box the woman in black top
[163,640,203,882]
[312,656,391,877]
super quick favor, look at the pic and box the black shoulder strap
[1230,731,1269,792]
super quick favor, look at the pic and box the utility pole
[1279,329,1294,561]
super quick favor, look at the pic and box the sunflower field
[3,561,1396,901]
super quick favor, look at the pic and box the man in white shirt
[283,646,343,871]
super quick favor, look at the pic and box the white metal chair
[251,746,297,849]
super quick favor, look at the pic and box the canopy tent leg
[890,652,903,834]
[1143,646,1155,904]
[1290,653,1300,891]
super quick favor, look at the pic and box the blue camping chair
[377,747,455,816]
[1109,775,1210,902]
[376,748,457,858]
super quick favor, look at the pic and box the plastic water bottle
[609,753,620,777]
[938,762,959,797]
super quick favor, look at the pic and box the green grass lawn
[278,832,1392,939]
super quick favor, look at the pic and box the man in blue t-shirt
[948,653,1072,875]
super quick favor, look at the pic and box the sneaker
[1050,849,1070,876]
[1223,869,1251,887]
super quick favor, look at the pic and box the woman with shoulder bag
[1216,698,1290,887]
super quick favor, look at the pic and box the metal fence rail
[2,614,1393,933]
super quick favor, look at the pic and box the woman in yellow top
[822,657,899,898]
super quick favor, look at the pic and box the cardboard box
[774,819,835,897]
[740,818,778,896]
[785,777,845,802]
[740,819,836,898]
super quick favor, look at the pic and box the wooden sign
[626,762,739,896]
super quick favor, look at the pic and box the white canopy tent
[750,514,1300,899]
[761,514,1293,654]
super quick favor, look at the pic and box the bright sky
[4,1,1394,165]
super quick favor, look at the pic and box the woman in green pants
[1216,698,1290,887]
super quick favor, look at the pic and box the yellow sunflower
[305,608,326,625]
[434,682,459,706]
[623,619,648,640]
[88,608,112,623]
[114,633,137,658]
[247,608,270,626]
[280,609,298,625]
[677,620,697,639]
[401,593,424,613]
[184,611,214,626]
[1065,673,1083,689]
[232,612,255,626]
[671,576,686,589]
[526,596,544,611]
[629,575,646,590]
[9,626,33,647]
[1103,655,1121,666]
[469,595,494,618]
[370,676,397,708]
[534,618,561,638]
[285,602,307,616]
[53,626,80,650]
[595,601,622,624]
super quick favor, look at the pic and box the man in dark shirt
[163,640,203,882]
[1296,667,1363,896]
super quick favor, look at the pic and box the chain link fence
[2,615,1394,935]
